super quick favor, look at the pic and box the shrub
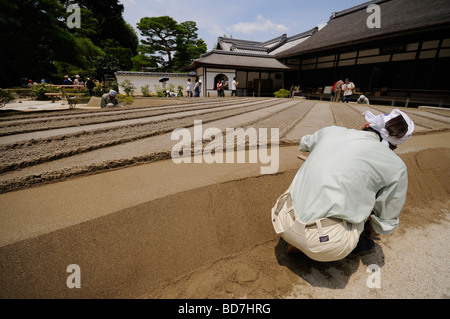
[117,93,134,105]
[30,83,50,100]
[177,85,184,97]
[109,80,119,92]
[141,85,151,97]
[119,79,136,96]
[153,85,166,97]
[274,89,291,98]
[93,81,103,96]
[0,89,15,107]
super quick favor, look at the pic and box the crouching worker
[101,90,122,108]
[272,109,414,262]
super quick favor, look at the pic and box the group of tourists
[62,75,98,96]
[185,79,202,98]
[216,77,239,97]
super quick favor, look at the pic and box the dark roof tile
[277,0,450,58]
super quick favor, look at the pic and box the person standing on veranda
[231,77,239,97]
[341,78,355,103]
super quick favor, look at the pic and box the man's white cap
[363,109,414,147]
[109,90,117,97]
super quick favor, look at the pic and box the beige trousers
[271,188,365,262]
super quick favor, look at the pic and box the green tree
[0,0,81,87]
[103,39,134,71]
[59,0,138,56]
[137,16,181,73]
[136,17,207,72]
[94,54,120,82]
[0,0,137,87]
[173,21,207,71]
[131,45,161,71]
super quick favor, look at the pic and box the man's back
[290,126,407,234]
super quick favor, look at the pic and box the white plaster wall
[115,75,193,96]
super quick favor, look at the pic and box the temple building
[276,0,450,106]
[185,28,318,97]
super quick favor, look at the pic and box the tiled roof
[276,0,450,58]
[185,50,290,71]
[216,27,318,56]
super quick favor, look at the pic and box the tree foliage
[0,1,206,88]
[136,16,207,72]
[0,0,80,87]
[94,55,120,81]
[0,0,138,87]
[137,16,180,73]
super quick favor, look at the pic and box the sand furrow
[0,100,294,192]
[0,100,281,175]
[0,98,247,125]
[0,98,258,136]
[244,100,316,138]
[0,97,225,122]
[0,99,273,145]
[330,102,367,129]
[284,102,335,141]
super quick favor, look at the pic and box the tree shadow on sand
[275,238,385,289]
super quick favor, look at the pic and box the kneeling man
[101,90,122,108]
[272,109,414,262]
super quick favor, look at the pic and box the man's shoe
[286,243,301,255]
[348,234,375,257]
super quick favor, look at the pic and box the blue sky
[119,0,370,50]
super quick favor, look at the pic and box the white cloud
[207,24,226,37]
[229,15,288,35]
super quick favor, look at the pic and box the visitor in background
[85,77,95,96]
[186,79,193,97]
[333,79,344,102]
[231,77,239,97]
[217,80,222,97]
[342,78,355,103]
[74,75,83,92]
[63,75,73,85]
[194,80,202,97]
